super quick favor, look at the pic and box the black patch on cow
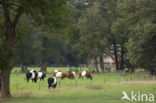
[26,72,32,82]
[40,73,46,81]
[26,70,38,83]
[33,71,38,83]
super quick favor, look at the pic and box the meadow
[1,67,156,103]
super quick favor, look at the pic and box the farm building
[87,56,116,68]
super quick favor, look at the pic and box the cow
[38,72,46,81]
[79,71,92,80]
[68,71,76,79]
[26,70,38,83]
[53,72,69,79]
[48,77,57,89]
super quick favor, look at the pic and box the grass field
[1,67,156,103]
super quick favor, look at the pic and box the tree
[15,26,43,72]
[111,18,130,70]
[98,0,122,71]
[0,0,71,98]
[117,0,156,75]
[76,1,111,72]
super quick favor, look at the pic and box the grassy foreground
[1,67,156,103]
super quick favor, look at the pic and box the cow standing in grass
[38,72,46,81]
[54,70,61,72]
[53,72,69,79]
[48,77,57,89]
[26,70,38,83]
[52,70,61,76]
[68,71,76,79]
[79,71,92,80]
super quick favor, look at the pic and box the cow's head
[26,72,32,82]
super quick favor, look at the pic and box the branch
[2,0,12,28]
[13,6,24,27]
[0,1,1,3]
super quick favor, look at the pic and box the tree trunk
[1,69,12,98]
[120,45,124,70]
[40,35,48,73]
[75,66,78,73]
[94,56,99,72]
[1,0,23,98]
[150,69,155,76]
[100,55,104,72]
[21,63,28,73]
[40,59,47,73]
[113,42,120,70]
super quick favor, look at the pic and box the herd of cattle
[26,70,93,89]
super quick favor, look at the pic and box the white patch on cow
[31,72,35,79]
[53,77,57,84]
[54,70,58,72]
[30,70,35,79]
[55,72,62,78]
[72,71,75,77]
[38,72,43,78]
[81,71,86,76]
[30,70,34,73]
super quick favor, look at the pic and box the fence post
[90,80,93,87]
[39,82,40,91]
[104,78,106,84]
[118,78,120,83]
[59,81,61,88]
[125,78,128,82]
[16,70,18,76]
[130,77,132,81]
[152,76,155,81]
[142,76,144,81]
[16,83,18,93]
[75,80,77,88]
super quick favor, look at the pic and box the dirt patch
[86,85,103,90]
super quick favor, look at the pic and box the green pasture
[1,67,156,103]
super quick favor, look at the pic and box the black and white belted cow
[26,70,46,83]
[48,77,57,89]
[38,72,46,81]
[26,70,38,83]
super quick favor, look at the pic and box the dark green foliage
[0,0,72,72]
[116,0,156,72]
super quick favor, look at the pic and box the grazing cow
[38,72,46,81]
[53,72,69,79]
[79,71,92,80]
[68,71,75,79]
[52,70,61,76]
[48,77,57,89]
[54,70,61,72]
[26,70,38,83]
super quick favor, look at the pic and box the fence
[14,71,155,93]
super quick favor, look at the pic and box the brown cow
[53,72,69,79]
[68,71,75,79]
[79,71,92,80]
[52,70,61,76]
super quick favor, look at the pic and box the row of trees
[69,0,156,74]
[14,26,82,73]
